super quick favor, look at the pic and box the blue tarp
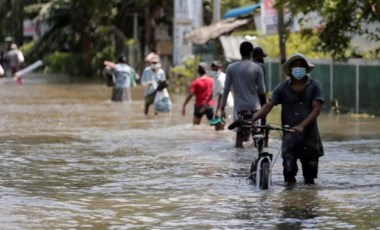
[223,3,261,19]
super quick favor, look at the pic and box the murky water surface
[1,76,379,229]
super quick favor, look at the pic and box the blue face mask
[291,67,307,79]
[209,70,218,79]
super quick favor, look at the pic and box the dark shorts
[193,105,214,120]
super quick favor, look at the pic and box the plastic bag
[154,88,172,112]
[17,51,24,63]
[0,65,4,76]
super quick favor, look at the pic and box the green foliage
[19,40,35,58]
[277,0,380,60]
[43,51,82,75]
[170,56,201,93]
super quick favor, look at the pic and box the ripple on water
[0,84,380,228]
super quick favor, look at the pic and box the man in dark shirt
[252,46,267,77]
[252,53,324,185]
[221,41,266,148]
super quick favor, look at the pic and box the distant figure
[182,62,216,126]
[252,46,267,78]
[252,46,268,145]
[111,55,136,102]
[209,60,234,130]
[6,43,24,76]
[141,55,166,115]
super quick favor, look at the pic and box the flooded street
[1,76,379,229]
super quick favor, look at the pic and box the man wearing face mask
[209,60,234,130]
[141,55,166,115]
[252,53,324,185]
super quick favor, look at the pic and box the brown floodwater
[0,75,379,229]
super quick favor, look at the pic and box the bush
[171,55,201,93]
[43,51,83,76]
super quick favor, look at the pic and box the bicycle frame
[228,116,293,189]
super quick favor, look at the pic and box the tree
[277,0,380,60]
[0,0,171,76]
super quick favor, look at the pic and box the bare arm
[292,100,322,133]
[252,100,275,122]
[182,93,194,116]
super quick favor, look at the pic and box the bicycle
[228,112,293,189]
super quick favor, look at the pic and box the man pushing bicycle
[252,53,324,185]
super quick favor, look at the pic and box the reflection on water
[0,77,379,229]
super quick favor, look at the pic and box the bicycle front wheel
[260,161,270,189]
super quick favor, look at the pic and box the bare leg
[214,121,225,131]
[144,103,149,115]
[214,123,222,131]
[193,116,201,125]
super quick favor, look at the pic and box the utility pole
[277,3,286,81]
[213,0,221,60]
[213,0,221,22]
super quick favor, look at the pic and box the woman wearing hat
[141,55,166,115]
[252,53,324,185]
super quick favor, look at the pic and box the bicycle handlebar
[254,124,295,133]
[228,119,294,132]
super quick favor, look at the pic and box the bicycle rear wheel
[260,161,270,189]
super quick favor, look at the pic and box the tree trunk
[11,0,23,45]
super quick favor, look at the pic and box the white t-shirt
[213,71,234,107]
[141,67,166,96]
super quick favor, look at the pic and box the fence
[265,58,380,115]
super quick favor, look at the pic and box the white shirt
[141,67,166,96]
[213,71,234,107]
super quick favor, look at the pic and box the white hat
[150,55,160,63]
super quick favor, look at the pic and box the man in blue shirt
[111,55,136,102]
